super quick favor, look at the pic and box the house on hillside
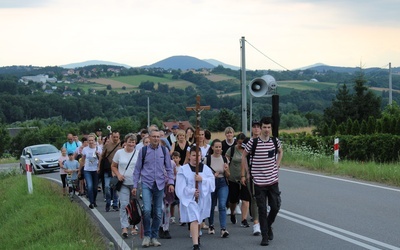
[163,121,193,132]
[20,74,57,84]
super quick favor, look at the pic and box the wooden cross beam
[186,95,210,199]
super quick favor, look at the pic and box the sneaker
[180,222,187,226]
[93,203,98,207]
[193,244,200,250]
[201,222,209,229]
[88,204,94,209]
[253,223,261,236]
[220,229,229,238]
[260,236,269,246]
[121,232,128,239]
[230,214,237,224]
[268,226,274,240]
[150,238,161,247]
[170,216,176,224]
[241,219,250,227]
[208,225,215,235]
[164,230,171,239]
[113,206,119,211]
[158,227,165,239]
[105,204,110,212]
[142,236,151,247]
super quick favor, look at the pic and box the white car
[20,144,61,174]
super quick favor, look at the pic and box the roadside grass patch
[0,175,106,249]
[283,144,400,186]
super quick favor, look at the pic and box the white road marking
[281,168,400,193]
[280,210,400,250]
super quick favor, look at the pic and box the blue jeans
[83,170,99,205]
[142,182,164,238]
[103,172,118,207]
[209,177,229,229]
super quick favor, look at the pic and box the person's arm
[276,144,283,168]
[241,150,249,185]
[169,142,175,155]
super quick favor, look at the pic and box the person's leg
[228,181,239,224]
[218,179,229,231]
[92,171,99,205]
[254,185,268,242]
[208,188,217,228]
[84,171,94,204]
[118,185,130,234]
[266,183,281,240]
[112,188,119,210]
[151,183,164,239]
[103,172,111,210]
[61,174,67,195]
[141,184,153,238]
[190,220,199,245]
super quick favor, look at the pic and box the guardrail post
[25,159,33,194]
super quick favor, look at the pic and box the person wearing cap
[167,124,179,145]
[241,117,283,246]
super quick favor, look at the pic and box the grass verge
[283,144,400,187]
[0,170,107,249]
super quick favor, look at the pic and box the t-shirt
[82,146,101,172]
[64,159,79,180]
[222,139,236,156]
[203,155,225,178]
[244,137,281,186]
[226,146,243,181]
[58,155,68,175]
[112,148,138,186]
[63,141,79,154]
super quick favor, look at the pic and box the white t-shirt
[112,148,138,185]
[82,146,101,172]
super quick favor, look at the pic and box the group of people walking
[58,116,283,249]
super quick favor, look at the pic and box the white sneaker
[150,238,161,247]
[226,208,231,215]
[142,236,151,247]
[170,216,176,224]
[253,223,261,236]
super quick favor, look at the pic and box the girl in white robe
[176,146,215,250]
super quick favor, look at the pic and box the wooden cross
[186,95,210,199]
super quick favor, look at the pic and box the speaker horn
[249,75,277,97]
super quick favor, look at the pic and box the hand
[168,185,175,193]
[240,176,246,186]
[132,188,137,196]
[194,189,200,198]
[195,174,202,182]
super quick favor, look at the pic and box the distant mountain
[295,63,327,71]
[147,55,215,70]
[307,65,384,74]
[203,59,240,70]
[60,60,132,69]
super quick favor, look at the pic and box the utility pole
[240,36,248,136]
[389,62,392,105]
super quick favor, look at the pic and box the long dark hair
[207,138,222,156]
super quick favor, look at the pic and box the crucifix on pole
[186,95,210,199]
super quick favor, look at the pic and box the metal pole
[147,97,150,128]
[389,62,392,105]
[241,36,248,136]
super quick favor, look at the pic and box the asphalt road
[21,167,400,250]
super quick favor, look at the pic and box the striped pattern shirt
[244,137,281,186]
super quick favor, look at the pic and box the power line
[245,39,290,71]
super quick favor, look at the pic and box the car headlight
[34,158,43,164]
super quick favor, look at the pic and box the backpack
[126,197,142,225]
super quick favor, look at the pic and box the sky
[0,0,399,70]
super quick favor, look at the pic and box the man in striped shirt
[241,117,283,246]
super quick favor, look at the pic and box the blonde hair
[176,129,185,138]
[224,126,235,134]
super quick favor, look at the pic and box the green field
[112,74,195,89]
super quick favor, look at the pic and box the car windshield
[31,145,58,155]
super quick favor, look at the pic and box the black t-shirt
[222,139,236,156]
